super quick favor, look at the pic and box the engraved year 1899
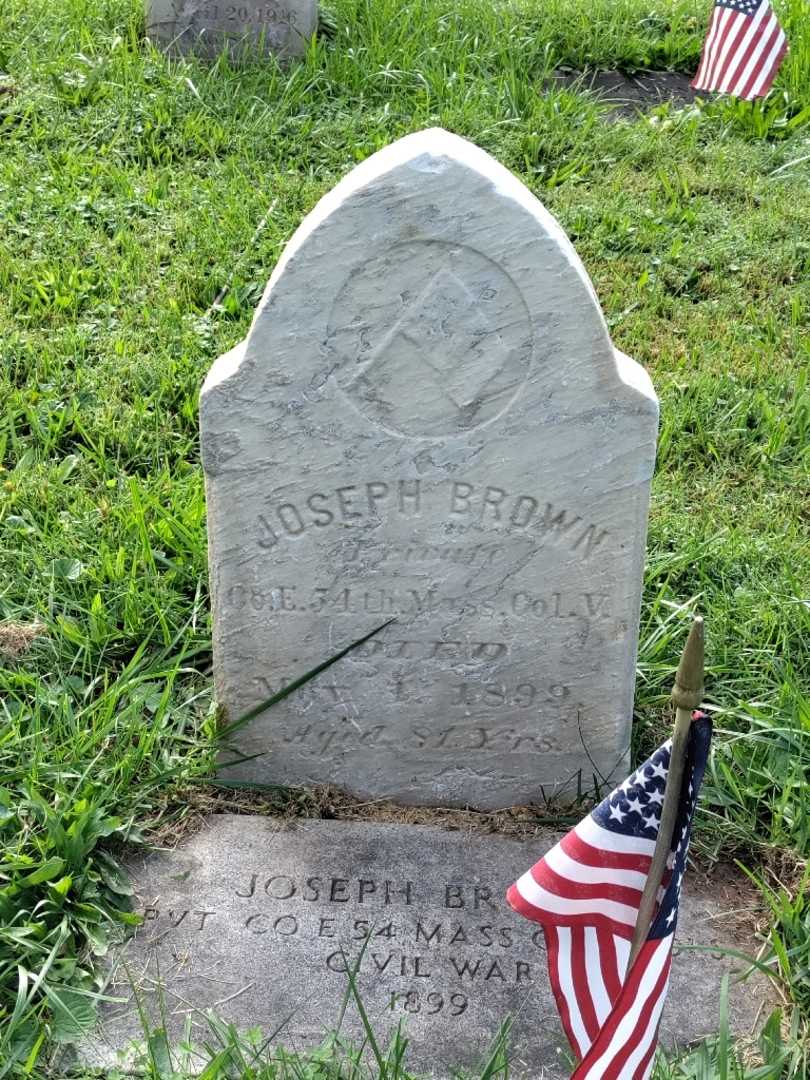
[390,990,468,1015]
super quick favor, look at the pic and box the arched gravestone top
[201,129,658,809]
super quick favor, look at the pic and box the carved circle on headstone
[327,240,533,438]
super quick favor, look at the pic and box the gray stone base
[71,816,770,1076]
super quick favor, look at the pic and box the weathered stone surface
[145,0,317,59]
[75,817,770,1075]
[201,129,659,807]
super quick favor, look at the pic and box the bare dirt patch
[551,69,697,118]
[0,621,44,659]
[150,781,586,848]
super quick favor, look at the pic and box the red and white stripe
[692,1,788,101]
[508,815,656,938]
[507,815,667,1062]
[571,937,673,1080]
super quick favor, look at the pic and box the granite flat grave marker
[145,0,317,59]
[75,817,772,1075]
[201,129,659,808]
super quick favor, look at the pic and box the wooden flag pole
[627,616,705,968]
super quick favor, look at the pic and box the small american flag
[691,0,788,100]
[507,715,712,1080]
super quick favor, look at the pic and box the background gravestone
[145,0,317,59]
[201,129,659,808]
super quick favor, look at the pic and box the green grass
[0,0,809,1073]
[52,1005,808,1080]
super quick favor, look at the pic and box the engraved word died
[200,129,658,809]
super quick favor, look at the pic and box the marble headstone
[75,817,772,1076]
[145,0,317,59]
[201,129,659,808]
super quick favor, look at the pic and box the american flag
[507,715,712,1080]
[691,0,788,100]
